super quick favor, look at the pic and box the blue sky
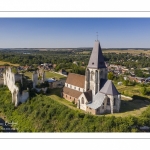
[0,18,150,48]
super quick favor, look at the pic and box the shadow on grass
[120,95,150,113]
[47,88,62,97]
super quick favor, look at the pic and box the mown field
[102,49,150,55]
[24,71,66,80]
[0,60,19,66]
[45,71,66,80]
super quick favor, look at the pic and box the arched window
[81,97,84,104]
[107,97,110,105]
[114,98,116,106]
[91,71,94,81]
[86,69,90,81]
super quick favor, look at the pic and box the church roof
[83,90,92,102]
[99,80,120,96]
[65,73,85,88]
[63,87,82,99]
[87,40,106,69]
[87,92,106,109]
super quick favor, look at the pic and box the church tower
[84,40,107,95]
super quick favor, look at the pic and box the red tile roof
[66,73,85,88]
[63,87,82,99]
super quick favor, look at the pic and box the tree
[123,80,129,86]
[107,72,114,80]
[141,87,148,95]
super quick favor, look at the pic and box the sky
[0,18,150,48]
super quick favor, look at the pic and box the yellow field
[0,61,19,66]
[102,49,150,55]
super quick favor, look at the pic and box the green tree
[107,72,114,80]
[141,87,148,95]
[123,80,129,86]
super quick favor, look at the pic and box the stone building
[62,40,121,115]
[47,78,66,89]
[32,69,46,88]
[3,67,29,107]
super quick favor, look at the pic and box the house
[62,40,121,115]
[47,78,65,88]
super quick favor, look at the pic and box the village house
[128,76,145,83]
[47,78,65,89]
[62,40,121,115]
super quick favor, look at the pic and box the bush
[141,87,148,95]
[123,80,129,86]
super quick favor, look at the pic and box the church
[62,40,121,115]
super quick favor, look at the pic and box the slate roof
[87,40,106,69]
[100,78,107,89]
[87,92,106,109]
[83,90,92,102]
[65,73,85,88]
[99,80,120,95]
[63,87,82,98]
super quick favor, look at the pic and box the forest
[1,49,150,73]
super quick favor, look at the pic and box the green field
[48,88,83,112]
[51,87,150,118]
[24,71,66,80]
[115,84,150,99]
[45,71,66,80]
[105,83,150,117]
[24,71,32,79]
[0,60,19,66]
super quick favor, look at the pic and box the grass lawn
[48,88,85,113]
[0,61,19,66]
[105,98,150,117]
[24,71,32,79]
[24,71,66,80]
[115,83,150,99]
[45,71,67,80]
[48,88,150,118]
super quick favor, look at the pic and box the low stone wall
[63,93,78,104]
[121,95,133,100]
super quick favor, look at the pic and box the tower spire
[96,32,98,41]
[87,40,106,69]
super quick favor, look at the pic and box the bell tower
[84,40,107,95]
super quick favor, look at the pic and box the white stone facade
[84,68,107,95]
[3,67,29,106]
[65,83,84,92]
